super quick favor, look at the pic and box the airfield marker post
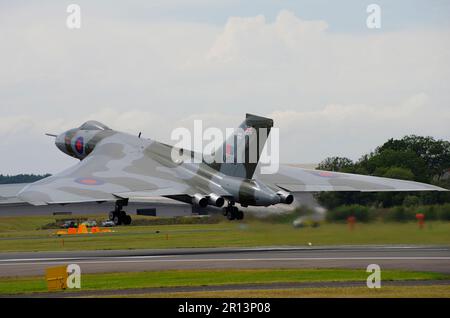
[416,213,425,229]
[347,216,356,231]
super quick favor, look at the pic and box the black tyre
[123,215,132,225]
[113,215,122,225]
[109,211,115,221]
[237,211,244,220]
[227,211,235,220]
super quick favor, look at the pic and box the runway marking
[0,256,449,267]
[0,255,170,262]
[0,246,448,263]
[0,246,447,261]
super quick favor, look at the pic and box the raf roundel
[74,137,84,154]
[309,170,339,178]
[75,178,105,186]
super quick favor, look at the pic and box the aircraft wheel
[123,215,132,225]
[109,211,115,221]
[113,215,122,225]
[222,208,228,216]
[237,211,244,220]
[227,211,235,220]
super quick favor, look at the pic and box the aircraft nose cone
[55,133,66,151]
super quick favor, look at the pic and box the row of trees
[326,204,450,222]
[0,174,51,184]
[316,135,450,208]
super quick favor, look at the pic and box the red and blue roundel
[75,177,104,186]
[74,137,84,154]
[310,170,338,178]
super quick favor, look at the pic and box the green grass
[128,285,450,298]
[0,268,447,295]
[0,215,56,233]
[0,215,449,252]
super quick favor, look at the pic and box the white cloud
[0,8,449,173]
[207,10,329,63]
[269,92,450,163]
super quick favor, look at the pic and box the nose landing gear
[109,200,132,225]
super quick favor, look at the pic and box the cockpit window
[79,121,111,131]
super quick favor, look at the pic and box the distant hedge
[326,203,450,222]
[0,174,50,184]
[40,215,221,229]
[326,205,372,222]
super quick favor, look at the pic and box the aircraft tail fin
[206,113,273,179]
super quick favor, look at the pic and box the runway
[1,246,449,277]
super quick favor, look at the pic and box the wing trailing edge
[257,165,448,193]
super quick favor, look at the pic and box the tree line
[316,135,450,209]
[0,174,51,184]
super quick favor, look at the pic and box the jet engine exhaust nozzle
[208,193,225,207]
[192,193,208,208]
[277,190,294,205]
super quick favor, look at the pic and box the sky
[0,0,449,174]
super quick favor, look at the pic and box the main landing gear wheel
[123,215,132,225]
[223,205,244,221]
[113,213,122,226]
[110,211,132,225]
[226,208,235,220]
[110,200,132,226]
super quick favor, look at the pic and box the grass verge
[0,268,448,295]
[126,285,450,298]
[0,214,449,252]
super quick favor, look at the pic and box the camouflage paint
[17,116,447,207]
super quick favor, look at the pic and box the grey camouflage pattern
[16,117,447,207]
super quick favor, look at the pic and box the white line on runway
[0,256,449,267]
[1,247,448,263]
[0,255,171,262]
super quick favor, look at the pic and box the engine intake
[277,190,294,205]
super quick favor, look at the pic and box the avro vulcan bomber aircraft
[5,114,446,225]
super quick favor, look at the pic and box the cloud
[207,10,329,63]
[269,92,450,162]
[0,7,449,173]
